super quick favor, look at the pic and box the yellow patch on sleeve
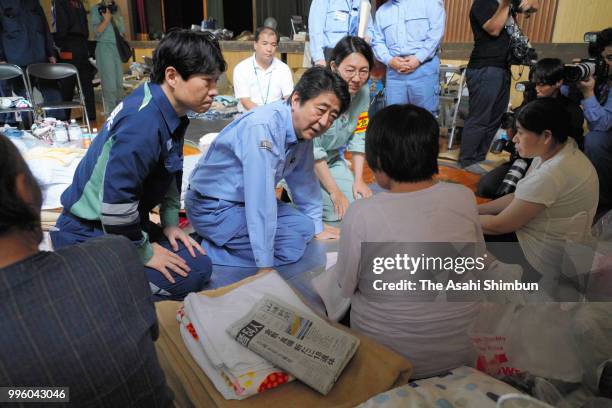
[355,111,369,134]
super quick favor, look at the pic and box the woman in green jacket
[315,36,374,221]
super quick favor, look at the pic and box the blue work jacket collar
[148,82,184,134]
[282,101,299,145]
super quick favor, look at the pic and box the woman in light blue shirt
[315,36,374,221]
[90,1,125,114]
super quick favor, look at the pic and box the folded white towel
[183,271,312,372]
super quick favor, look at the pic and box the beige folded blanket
[155,272,412,408]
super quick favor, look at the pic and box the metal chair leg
[74,70,91,133]
[448,67,467,150]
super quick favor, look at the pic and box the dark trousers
[476,161,512,199]
[485,232,541,283]
[459,66,511,167]
[59,57,96,121]
[51,212,212,301]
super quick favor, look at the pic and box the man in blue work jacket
[186,67,350,269]
[372,0,445,114]
[309,0,374,66]
[51,30,226,300]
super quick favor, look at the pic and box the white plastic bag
[470,303,584,383]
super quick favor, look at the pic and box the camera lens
[497,159,529,196]
[564,62,595,82]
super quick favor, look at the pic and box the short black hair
[531,58,564,85]
[330,36,375,71]
[290,66,351,115]
[151,28,226,84]
[516,98,569,145]
[366,104,439,183]
[0,135,43,241]
[254,26,279,43]
[590,27,612,57]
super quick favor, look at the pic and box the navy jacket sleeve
[100,114,161,263]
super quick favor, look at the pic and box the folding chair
[0,63,35,121]
[439,64,468,150]
[26,63,91,132]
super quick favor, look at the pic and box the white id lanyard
[253,59,272,105]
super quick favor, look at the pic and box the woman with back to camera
[313,35,374,222]
[334,104,484,378]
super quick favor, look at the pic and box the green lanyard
[253,58,272,105]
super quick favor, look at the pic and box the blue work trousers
[385,56,440,115]
[185,189,315,268]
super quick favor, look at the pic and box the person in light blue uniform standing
[186,67,350,270]
[309,0,374,66]
[372,0,445,114]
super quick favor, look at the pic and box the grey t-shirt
[335,182,484,378]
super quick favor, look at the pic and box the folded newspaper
[227,295,360,395]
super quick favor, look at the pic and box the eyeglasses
[604,54,612,62]
[340,68,370,80]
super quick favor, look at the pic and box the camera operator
[90,1,125,115]
[477,58,586,198]
[577,27,612,217]
[459,0,539,174]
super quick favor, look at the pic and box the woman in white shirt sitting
[334,104,483,378]
[479,98,599,278]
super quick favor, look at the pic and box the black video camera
[563,32,609,82]
[506,19,538,66]
[510,0,537,14]
[490,112,518,156]
[515,80,537,103]
[98,1,118,15]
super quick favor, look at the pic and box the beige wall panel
[133,47,154,63]
[443,0,558,43]
[222,51,255,85]
[552,0,612,43]
[287,53,305,69]
[444,0,473,43]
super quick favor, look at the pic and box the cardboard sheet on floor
[155,272,413,408]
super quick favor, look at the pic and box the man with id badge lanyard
[233,27,294,112]
[309,0,374,66]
